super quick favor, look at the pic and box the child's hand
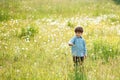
[84,54,87,58]
[68,43,74,46]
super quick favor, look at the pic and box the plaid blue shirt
[68,36,87,57]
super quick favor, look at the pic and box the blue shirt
[68,36,87,57]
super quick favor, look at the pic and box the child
[68,26,87,66]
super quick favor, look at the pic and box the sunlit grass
[0,0,120,80]
[0,16,120,80]
[1,0,120,20]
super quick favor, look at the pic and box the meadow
[0,0,120,80]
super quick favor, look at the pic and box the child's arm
[68,36,75,46]
[83,40,87,57]
[68,43,74,46]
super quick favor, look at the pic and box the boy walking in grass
[68,26,87,66]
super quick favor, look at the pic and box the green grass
[1,0,120,20]
[0,0,120,80]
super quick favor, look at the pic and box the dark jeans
[73,56,84,65]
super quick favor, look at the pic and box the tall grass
[1,0,120,20]
[0,0,120,80]
[93,38,120,62]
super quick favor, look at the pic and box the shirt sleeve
[83,39,87,55]
[68,36,76,45]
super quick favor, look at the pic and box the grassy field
[0,0,120,80]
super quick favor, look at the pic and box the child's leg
[80,57,84,62]
[73,56,79,66]
[73,56,76,66]
[79,57,84,65]
[73,56,81,67]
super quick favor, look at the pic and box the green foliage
[0,0,120,21]
[0,11,10,21]
[67,21,76,28]
[113,0,120,4]
[93,39,119,62]
[19,26,38,40]
[0,0,21,21]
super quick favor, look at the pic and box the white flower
[16,69,20,73]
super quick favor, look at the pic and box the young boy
[68,26,87,66]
